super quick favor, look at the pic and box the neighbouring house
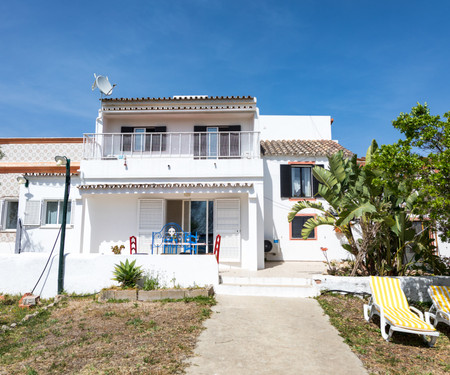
[0,138,82,254]
[4,95,449,272]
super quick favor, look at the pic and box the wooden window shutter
[23,201,41,226]
[193,126,207,158]
[280,164,292,198]
[121,126,134,152]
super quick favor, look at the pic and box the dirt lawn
[317,294,450,375]
[0,296,215,375]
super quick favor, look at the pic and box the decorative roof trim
[24,172,79,177]
[102,95,254,102]
[102,104,256,113]
[78,182,253,190]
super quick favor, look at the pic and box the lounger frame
[364,277,439,347]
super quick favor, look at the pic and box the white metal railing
[83,131,260,160]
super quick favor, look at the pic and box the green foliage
[289,141,448,276]
[112,259,143,289]
[372,103,450,242]
[142,271,161,291]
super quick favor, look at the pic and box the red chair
[213,235,221,263]
[130,236,137,254]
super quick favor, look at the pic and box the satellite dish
[92,73,116,96]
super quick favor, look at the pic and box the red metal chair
[130,236,137,254]
[213,234,221,263]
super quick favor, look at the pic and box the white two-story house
[15,95,447,272]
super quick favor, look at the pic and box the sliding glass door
[189,200,214,253]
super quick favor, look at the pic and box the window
[194,125,241,159]
[1,201,18,230]
[280,164,323,199]
[45,201,71,225]
[121,126,167,152]
[207,127,218,158]
[134,128,146,152]
[290,215,316,240]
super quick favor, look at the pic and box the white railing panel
[83,131,260,160]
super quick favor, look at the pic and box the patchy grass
[0,294,54,326]
[317,293,450,375]
[0,295,215,374]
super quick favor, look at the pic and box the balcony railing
[83,131,260,160]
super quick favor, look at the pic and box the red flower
[320,247,328,252]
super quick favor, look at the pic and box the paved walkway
[185,295,368,375]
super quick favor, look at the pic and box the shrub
[112,259,143,288]
[142,272,161,290]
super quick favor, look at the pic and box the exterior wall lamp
[55,155,71,295]
[16,176,29,187]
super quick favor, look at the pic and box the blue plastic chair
[183,232,198,254]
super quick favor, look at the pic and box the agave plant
[112,259,143,289]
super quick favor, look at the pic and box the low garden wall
[0,253,219,299]
[314,275,450,302]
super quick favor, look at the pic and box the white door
[215,199,240,262]
[138,199,165,253]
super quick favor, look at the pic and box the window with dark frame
[291,215,316,239]
[280,164,323,199]
[4,201,18,230]
[121,126,167,152]
[194,125,241,159]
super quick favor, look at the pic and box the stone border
[98,286,214,302]
[314,275,450,302]
[1,295,66,332]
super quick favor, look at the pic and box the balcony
[83,131,260,160]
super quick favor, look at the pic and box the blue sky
[1,0,449,156]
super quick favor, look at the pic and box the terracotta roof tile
[260,140,353,157]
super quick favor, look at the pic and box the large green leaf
[327,151,347,183]
[312,167,338,190]
[301,216,336,239]
[336,202,377,226]
[288,201,324,222]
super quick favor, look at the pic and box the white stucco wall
[18,176,83,254]
[0,253,219,298]
[101,113,256,134]
[259,115,332,141]
[80,158,263,181]
[263,156,352,262]
[437,236,450,258]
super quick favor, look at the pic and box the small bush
[142,272,161,291]
[112,259,143,289]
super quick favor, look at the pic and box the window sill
[288,197,317,201]
[1,229,16,233]
[290,237,317,241]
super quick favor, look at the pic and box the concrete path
[185,295,368,375]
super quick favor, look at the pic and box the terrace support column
[244,181,265,271]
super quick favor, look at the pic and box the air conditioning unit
[264,239,280,256]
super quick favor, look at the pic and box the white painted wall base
[314,275,450,302]
[0,253,219,299]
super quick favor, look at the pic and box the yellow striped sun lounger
[426,285,450,328]
[363,276,439,346]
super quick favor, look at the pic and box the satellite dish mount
[92,74,116,98]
